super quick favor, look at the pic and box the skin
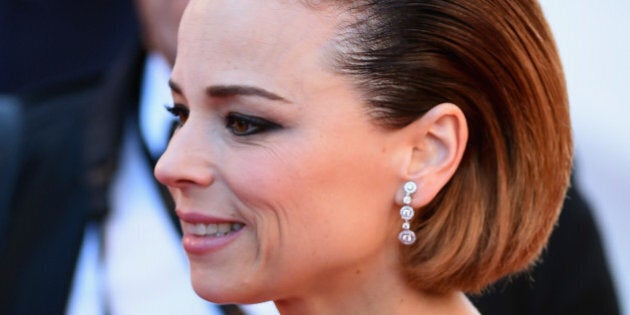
[155,0,474,314]
[133,0,189,65]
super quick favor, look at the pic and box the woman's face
[155,0,404,303]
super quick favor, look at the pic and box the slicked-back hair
[324,0,573,293]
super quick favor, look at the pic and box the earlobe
[400,103,468,208]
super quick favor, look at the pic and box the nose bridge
[155,120,216,187]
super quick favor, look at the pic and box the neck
[271,232,479,315]
[275,289,478,315]
[273,262,479,315]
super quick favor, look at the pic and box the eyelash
[165,105,281,136]
[166,104,189,127]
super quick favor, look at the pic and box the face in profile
[155,0,405,304]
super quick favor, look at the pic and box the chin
[190,264,269,305]
[192,282,271,305]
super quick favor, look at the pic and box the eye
[226,112,281,136]
[166,104,189,126]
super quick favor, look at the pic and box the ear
[397,103,468,208]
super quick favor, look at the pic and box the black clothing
[0,41,142,314]
[0,0,138,93]
[471,184,621,315]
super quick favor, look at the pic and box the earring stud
[398,181,417,245]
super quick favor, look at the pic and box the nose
[154,124,215,188]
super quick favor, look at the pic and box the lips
[177,210,245,255]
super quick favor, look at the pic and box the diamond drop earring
[398,181,417,245]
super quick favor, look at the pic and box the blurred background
[0,0,137,93]
[540,1,630,314]
[0,0,627,314]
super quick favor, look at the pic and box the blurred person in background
[471,177,620,314]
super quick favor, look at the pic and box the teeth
[206,223,218,235]
[183,222,244,236]
[217,223,231,234]
[193,223,206,235]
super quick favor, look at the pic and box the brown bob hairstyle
[323,0,573,293]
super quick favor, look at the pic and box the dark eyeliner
[226,112,282,136]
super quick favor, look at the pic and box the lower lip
[181,229,243,255]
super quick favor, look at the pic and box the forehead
[174,0,346,94]
[181,0,338,34]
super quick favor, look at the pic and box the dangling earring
[398,181,417,245]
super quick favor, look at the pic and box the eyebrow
[207,85,289,103]
[168,80,289,103]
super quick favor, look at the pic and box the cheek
[223,143,308,220]
[223,132,398,251]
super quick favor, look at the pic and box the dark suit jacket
[0,41,144,315]
[0,96,22,250]
[0,0,138,93]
